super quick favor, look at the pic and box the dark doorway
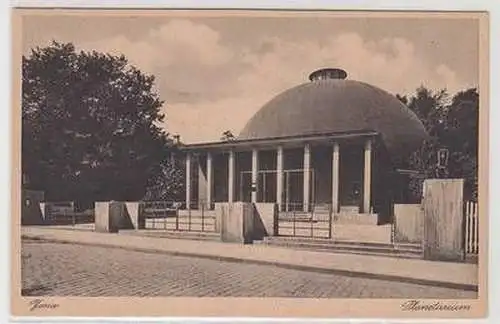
[339,145,363,209]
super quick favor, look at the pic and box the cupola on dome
[238,68,428,157]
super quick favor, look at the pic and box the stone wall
[95,201,144,233]
[21,189,45,225]
[422,179,465,261]
[92,201,279,244]
[393,204,423,243]
[253,203,278,239]
[216,202,254,243]
[333,212,378,225]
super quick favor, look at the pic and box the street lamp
[436,147,449,178]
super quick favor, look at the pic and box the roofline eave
[178,130,379,152]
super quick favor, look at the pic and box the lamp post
[435,147,449,178]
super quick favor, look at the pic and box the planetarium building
[180,68,428,226]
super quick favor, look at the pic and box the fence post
[201,202,205,232]
[328,203,333,239]
[175,203,179,231]
[292,209,296,236]
[390,214,395,244]
[71,209,75,227]
[153,203,156,229]
[474,202,479,254]
[188,202,192,231]
[310,205,314,238]
[466,201,471,254]
[163,201,167,230]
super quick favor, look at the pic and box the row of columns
[185,139,372,213]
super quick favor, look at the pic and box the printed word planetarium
[179,68,428,226]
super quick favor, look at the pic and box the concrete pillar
[363,139,372,213]
[216,202,255,244]
[276,146,284,211]
[422,179,465,261]
[125,202,145,230]
[251,149,259,203]
[303,143,311,212]
[95,202,115,233]
[228,150,235,203]
[332,142,340,213]
[206,152,213,209]
[198,157,207,209]
[185,153,191,209]
[254,203,279,238]
[95,201,142,233]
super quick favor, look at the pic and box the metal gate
[238,169,315,209]
[239,170,278,203]
[238,168,329,239]
[277,202,333,239]
[141,201,217,233]
[283,169,315,212]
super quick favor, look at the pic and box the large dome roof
[239,68,428,156]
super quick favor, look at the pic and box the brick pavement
[21,239,477,298]
[21,226,479,290]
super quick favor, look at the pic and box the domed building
[180,68,427,226]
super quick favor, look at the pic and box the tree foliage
[143,149,186,202]
[22,41,171,203]
[398,86,479,202]
[220,130,236,142]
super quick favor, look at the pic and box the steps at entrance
[313,204,332,213]
[121,229,221,242]
[332,224,391,243]
[277,223,393,244]
[339,206,360,214]
[258,236,423,260]
[279,210,379,226]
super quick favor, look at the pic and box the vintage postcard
[11,8,489,319]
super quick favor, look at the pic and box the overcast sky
[21,12,480,143]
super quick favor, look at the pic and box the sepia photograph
[11,8,488,318]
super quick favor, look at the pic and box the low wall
[178,209,216,217]
[95,201,144,233]
[125,202,145,230]
[253,203,278,239]
[93,201,278,243]
[334,213,379,225]
[21,190,45,225]
[393,204,423,243]
[215,202,254,244]
[95,202,115,233]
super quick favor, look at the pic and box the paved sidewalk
[21,226,478,290]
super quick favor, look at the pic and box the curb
[22,234,478,292]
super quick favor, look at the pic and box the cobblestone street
[21,239,477,298]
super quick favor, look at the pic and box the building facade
[179,68,428,225]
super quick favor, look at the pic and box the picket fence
[464,201,479,255]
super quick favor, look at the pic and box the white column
[228,150,235,203]
[206,152,213,209]
[276,146,284,211]
[251,149,259,203]
[332,142,340,214]
[303,143,311,212]
[185,153,191,209]
[197,157,207,209]
[363,139,372,213]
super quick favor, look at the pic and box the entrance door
[339,147,363,209]
[239,171,252,202]
[284,170,302,211]
[239,170,277,203]
[258,171,277,203]
[240,169,314,208]
[283,169,314,211]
